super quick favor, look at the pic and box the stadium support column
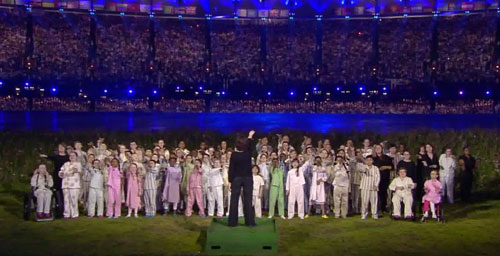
[429,2,439,110]
[146,9,156,111]
[260,19,269,92]
[369,2,380,93]
[313,15,323,113]
[24,5,34,110]
[88,8,98,111]
[204,13,212,113]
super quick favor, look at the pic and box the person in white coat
[252,165,265,218]
[360,156,380,220]
[389,168,414,219]
[30,164,54,219]
[439,148,457,204]
[87,159,105,218]
[59,152,82,219]
[333,156,350,219]
[306,156,328,219]
[286,159,308,219]
[207,159,225,218]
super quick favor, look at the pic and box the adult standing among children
[228,130,256,227]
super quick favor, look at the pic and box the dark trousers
[229,177,255,227]
[461,172,473,202]
[378,171,390,212]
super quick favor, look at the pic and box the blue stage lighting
[486,90,491,95]
[358,86,364,91]
[104,89,108,94]
[289,91,295,96]
[128,89,134,94]
[267,91,272,96]
[153,90,158,95]
[51,87,57,93]
[336,87,341,91]
[459,90,464,96]
[382,87,387,91]
[244,91,248,96]
[433,91,438,96]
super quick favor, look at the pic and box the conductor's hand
[248,130,256,139]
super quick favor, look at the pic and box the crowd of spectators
[1,96,498,114]
[0,8,497,87]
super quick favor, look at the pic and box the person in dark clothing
[373,144,394,213]
[415,145,426,205]
[422,144,439,181]
[228,130,256,227]
[40,144,69,191]
[459,146,477,202]
[397,151,416,180]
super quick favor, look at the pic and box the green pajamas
[268,168,285,217]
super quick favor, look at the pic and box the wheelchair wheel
[23,193,33,221]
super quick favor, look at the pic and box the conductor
[228,130,256,227]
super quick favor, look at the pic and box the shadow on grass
[0,192,24,219]
[197,229,207,255]
[446,203,494,220]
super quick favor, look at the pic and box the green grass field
[1,191,499,256]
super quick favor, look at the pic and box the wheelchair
[420,201,445,224]
[389,190,416,221]
[23,188,63,221]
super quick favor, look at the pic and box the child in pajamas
[88,159,105,218]
[59,152,82,219]
[286,159,308,219]
[360,156,380,220]
[107,158,122,218]
[126,163,141,218]
[307,156,328,219]
[185,159,206,218]
[350,150,364,214]
[389,168,415,219]
[258,154,270,211]
[207,159,224,218]
[31,164,54,219]
[422,170,442,219]
[268,158,285,219]
[252,165,265,218]
[333,156,350,219]
[144,159,159,217]
[163,157,182,216]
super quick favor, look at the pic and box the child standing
[306,156,328,219]
[207,159,224,218]
[88,159,105,218]
[163,157,182,216]
[422,170,442,219]
[252,165,265,218]
[333,156,350,219]
[389,168,414,219]
[31,164,54,219]
[107,158,122,218]
[185,159,205,218]
[360,156,380,220]
[268,158,285,219]
[126,163,141,218]
[59,152,82,219]
[144,160,159,217]
[350,150,364,214]
[286,159,308,219]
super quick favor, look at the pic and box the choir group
[31,134,477,221]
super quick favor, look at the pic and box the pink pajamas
[107,186,121,217]
[185,167,204,217]
[185,187,204,216]
[107,167,122,217]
